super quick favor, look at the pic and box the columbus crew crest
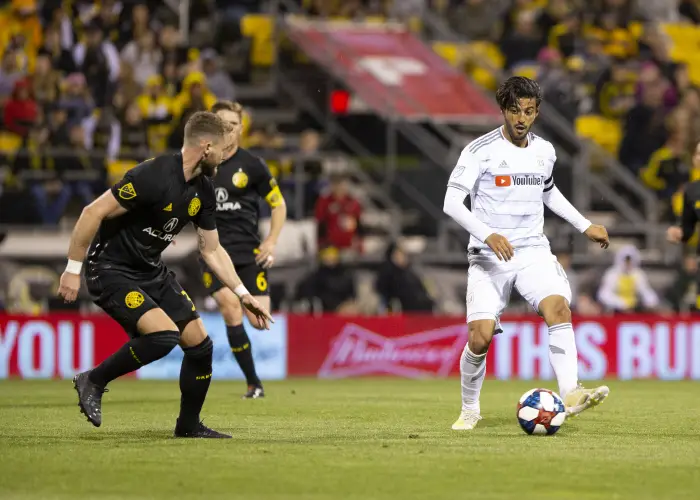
[232,169,248,188]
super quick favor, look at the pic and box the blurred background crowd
[0,0,698,318]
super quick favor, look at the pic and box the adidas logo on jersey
[498,161,509,169]
[163,203,172,211]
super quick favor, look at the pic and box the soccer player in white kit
[443,77,611,430]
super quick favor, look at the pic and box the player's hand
[584,224,610,249]
[255,240,276,269]
[240,294,274,330]
[57,272,81,303]
[484,233,514,261]
[667,226,683,244]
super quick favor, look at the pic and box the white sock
[460,343,487,413]
[548,323,579,399]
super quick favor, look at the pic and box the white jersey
[447,126,557,252]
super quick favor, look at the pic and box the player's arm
[58,165,161,302]
[542,166,609,248]
[442,149,514,261]
[254,159,287,268]
[197,227,273,328]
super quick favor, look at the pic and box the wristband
[233,284,249,298]
[65,259,82,275]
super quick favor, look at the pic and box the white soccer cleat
[564,384,610,418]
[451,410,482,430]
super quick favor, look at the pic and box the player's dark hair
[184,111,226,145]
[495,77,542,111]
[211,100,243,116]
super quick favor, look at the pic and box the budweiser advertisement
[285,18,500,124]
[0,314,127,379]
[286,315,700,380]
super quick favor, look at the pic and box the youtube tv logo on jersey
[495,175,511,187]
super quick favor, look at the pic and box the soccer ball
[517,388,566,435]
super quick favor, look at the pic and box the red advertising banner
[0,314,128,379]
[286,19,500,124]
[287,315,700,380]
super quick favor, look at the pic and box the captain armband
[264,186,284,208]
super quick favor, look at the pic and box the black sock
[178,336,213,430]
[227,324,260,386]
[89,331,180,387]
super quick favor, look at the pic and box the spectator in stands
[315,172,363,254]
[637,0,683,23]
[3,78,38,138]
[619,75,667,172]
[117,103,149,162]
[159,24,188,73]
[640,107,691,219]
[0,50,26,105]
[39,27,75,75]
[296,246,358,315]
[72,21,120,107]
[665,253,698,313]
[293,129,325,218]
[537,47,581,121]
[120,31,162,87]
[83,107,120,162]
[58,73,93,128]
[31,53,60,108]
[45,105,69,146]
[136,75,172,153]
[546,9,582,59]
[500,9,543,70]
[597,244,660,313]
[594,58,635,121]
[31,124,101,225]
[112,62,141,118]
[201,49,236,102]
[680,0,700,23]
[119,3,152,47]
[168,72,216,149]
[449,0,504,41]
[376,241,434,314]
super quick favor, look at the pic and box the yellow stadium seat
[107,160,138,185]
[0,131,22,155]
[576,115,622,156]
[240,15,274,66]
[512,64,539,80]
[468,41,505,69]
[432,42,461,67]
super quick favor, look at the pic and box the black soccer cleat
[173,420,232,439]
[242,384,265,399]
[73,370,108,427]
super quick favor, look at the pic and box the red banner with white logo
[0,314,128,379]
[286,19,500,124]
[287,315,700,380]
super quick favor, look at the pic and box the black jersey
[213,147,281,263]
[680,180,700,250]
[86,153,216,281]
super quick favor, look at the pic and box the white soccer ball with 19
[517,388,566,435]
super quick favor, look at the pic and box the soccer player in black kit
[667,178,700,309]
[199,100,287,398]
[57,111,273,438]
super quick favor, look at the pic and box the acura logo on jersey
[163,218,179,233]
[495,175,543,187]
[142,218,179,242]
[215,187,229,203]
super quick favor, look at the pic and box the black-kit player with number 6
[196,101,287,399]
[56,111,273,438]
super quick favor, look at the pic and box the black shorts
[198,258,269,297]
[87,270,199,337]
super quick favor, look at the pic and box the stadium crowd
[0,0,697,316]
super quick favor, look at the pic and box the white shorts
[466,246,571,327]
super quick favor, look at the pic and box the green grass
[1,379,699,499]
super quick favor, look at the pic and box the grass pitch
[1,378,699,500]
